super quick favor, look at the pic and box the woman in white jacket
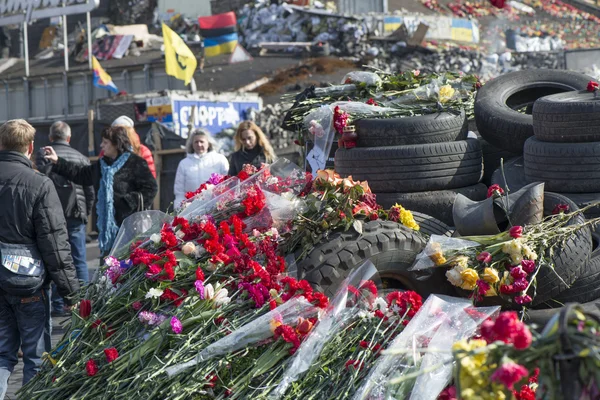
[173,129,229,208]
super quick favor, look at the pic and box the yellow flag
[162,23,197,85]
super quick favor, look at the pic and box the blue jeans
[0,288,48,399]
[51,220,88,312]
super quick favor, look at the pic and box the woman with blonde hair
[173,129,229,208]
[228,120,276,176]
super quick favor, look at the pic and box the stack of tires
[478,69,600,308]
[334,110,487,226]
[475,69,592,184]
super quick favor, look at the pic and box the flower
[460,268,479,290]
[170,316,183,334]
[482,267,500,284]
[149,233,161,244]
[487,184,504,198]
[446,266,464,287]
[104,348,119,363]
[509,226,523,239]
[476,252,492,264]
[521,260,536,274]
[439,85,456,103]
[296,317,314,335]
[491,361,529,389]
[333,106,350,134]
[587,80,599,92]
[391,203,419,230]
[438,386,457,400]
[552,203,570,214]
[365,98,378,106]
[514,295,532,305]
[510,266,528,280]
[85,359,98,377]
[131,301,142,311]
[429,242,447,265]
[513,325,533,350]
[344,359,364,370]
[79,299,92,319]
[181,242,197,256]
[145,288,164,299]
[195,280,205,299]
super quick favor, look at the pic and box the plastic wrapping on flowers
[353,295,498,400]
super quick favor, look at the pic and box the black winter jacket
[228,146,268,176]
[0,151,80,301]
[36,140,95,224]
[53,152,158,226]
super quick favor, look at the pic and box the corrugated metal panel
[337,0,386,14]
[0,63,190,123]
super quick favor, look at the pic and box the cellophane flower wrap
[353,295,498,400]
[268,260,380,399]
[165,296,317,377]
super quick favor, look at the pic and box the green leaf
[174,251,195,269]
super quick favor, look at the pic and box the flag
[92,56,118,94]
[162,23,198,85]
[199,12,238,57]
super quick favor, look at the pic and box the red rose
[85,359,99,376]
[79,299,92,319]
[587,80,599,92]
[552,204,570,215]
[476,251,492,264]
[509,226,523,239]
[104,347,119,363]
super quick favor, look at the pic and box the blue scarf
[97,152,131,254]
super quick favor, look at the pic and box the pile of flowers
[413,188,598,307]
[19,160,424,400]
[286,70,481,148]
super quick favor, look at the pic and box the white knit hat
[111,115,134,127]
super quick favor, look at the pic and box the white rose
[446,266,464,287]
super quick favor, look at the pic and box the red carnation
[587,80,599,92]
[85,359,99,376]
[491,362,528,389]
[487,184,504,198]
[104,347,119,363]
[552,204,570,215]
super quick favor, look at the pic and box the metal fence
[0,64,187,123]
[336,0,387,14]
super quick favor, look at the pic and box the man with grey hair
[36,121,94,317]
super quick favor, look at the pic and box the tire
[335,139,483,193]
[533,91,600,143]
[475,69,591,154]
[375,184,488,226]
[355,110,467,147]
[532,192,592,305]
[411,212,454,237]
[480,138,519,186]
[525,300,600,330]
[297,220,453,298]
[524,137,600,193]
[491,163,600,233]
[490,157,529,192]
[552,253,600,305]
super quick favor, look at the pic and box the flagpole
[23,22,29,77]
[86,11,92,70]
[63,14,69,72]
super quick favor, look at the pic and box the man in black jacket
[0,119,80,399]
[36,121,94,317]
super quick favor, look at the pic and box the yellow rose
[482,267,499,284]
[439,85,456,103]
[452,255,470,269]
[484,285,497,297]
[460,268,479,290]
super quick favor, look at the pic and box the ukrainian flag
[451,19,475,43]
[92,56,118,94]
[199,12,238,57]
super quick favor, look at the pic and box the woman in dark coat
[228,121,277,176]
[43,126,158,255]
